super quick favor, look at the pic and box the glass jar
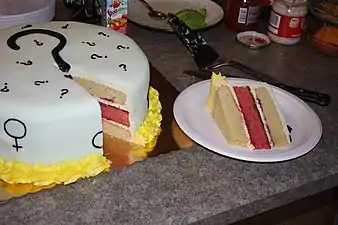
[226,0,261,32]
[268,0,308,45]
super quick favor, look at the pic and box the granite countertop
[2,14,338,225]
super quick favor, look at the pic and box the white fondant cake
[0,22,149,165]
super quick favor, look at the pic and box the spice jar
[226,0,261,32]
[268,0,308,45]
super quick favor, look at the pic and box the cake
[0,21,162,189]
[206,73,290,150]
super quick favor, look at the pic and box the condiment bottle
[268,0,308,45]
[226,0,261,32]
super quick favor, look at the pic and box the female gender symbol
[4,118,27,152]
[92,131,103,149]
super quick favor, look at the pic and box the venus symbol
[4,118,27,152]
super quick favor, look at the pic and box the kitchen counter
[2,5,338,225]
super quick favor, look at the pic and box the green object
[175,8,207,30]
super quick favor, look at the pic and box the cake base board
[0,64,196,201]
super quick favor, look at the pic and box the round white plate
[128,0,224,32]
[174,79,322,162]
[0,0,55,30]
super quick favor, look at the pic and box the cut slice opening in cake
[73,77,134,142]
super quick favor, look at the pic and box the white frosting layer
[0,22,149,164]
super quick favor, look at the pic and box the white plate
[0,0,55,30]
[174,79,322,162]
[128,0,224,32]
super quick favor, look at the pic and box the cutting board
[0,64,195,201]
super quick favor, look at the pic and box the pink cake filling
[99,98,130,127]
[233,86,271,149]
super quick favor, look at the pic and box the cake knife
[184,69,331,106]
[167,14,331,106]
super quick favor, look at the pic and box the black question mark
[119,64,127,71]
[21,24,32,29]
[91,54,108,59]
[8,29,71,72]
[92,131,103,149]
[34,40,43,46]
[98,32,110,37]
[64,74,73,80]
[1,83,9,92]
[4,118,27,152]
[116,45,130,50]
[16,60,33,66]
[34,80,48,86]
[82,41,96,47]
[62,24,69,29]
[60,89,69,98]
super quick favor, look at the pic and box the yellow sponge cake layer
[254,87,290,148]
[212,85,250,148]
[73,77,127,106]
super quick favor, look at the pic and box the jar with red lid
[226,0,262,32]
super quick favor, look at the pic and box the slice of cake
[206,73,290,150]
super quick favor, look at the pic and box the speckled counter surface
[1,22,338,225]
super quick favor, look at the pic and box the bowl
[310,26,338,57]
[308,0,338,25]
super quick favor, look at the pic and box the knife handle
[227,60,331,106]
[274,83,331,106]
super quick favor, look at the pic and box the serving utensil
[167,13,331,106]
[138,0,167,20]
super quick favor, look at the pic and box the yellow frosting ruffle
[0,154,110,186]
[133,86,162,157]
[0,180,56,195]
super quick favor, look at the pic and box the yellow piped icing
[134,86,162,153]
[205,72,227,112]
[0,154,110,186]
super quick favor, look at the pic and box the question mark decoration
[62,24,69,29]
[119,64,127,71]
[60,89,69,99]
[64,74,73,80]
[91,54,107,59]
[82,41,96,47]
[98,32,110,37]
[34,40,43,46]
[116,45,130,50]
[1,83,9,92]
[4,118,27,152]
[21,24,32,29]
[16,60,33,66]
[34,80,49,86]
[8,29,71,73]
